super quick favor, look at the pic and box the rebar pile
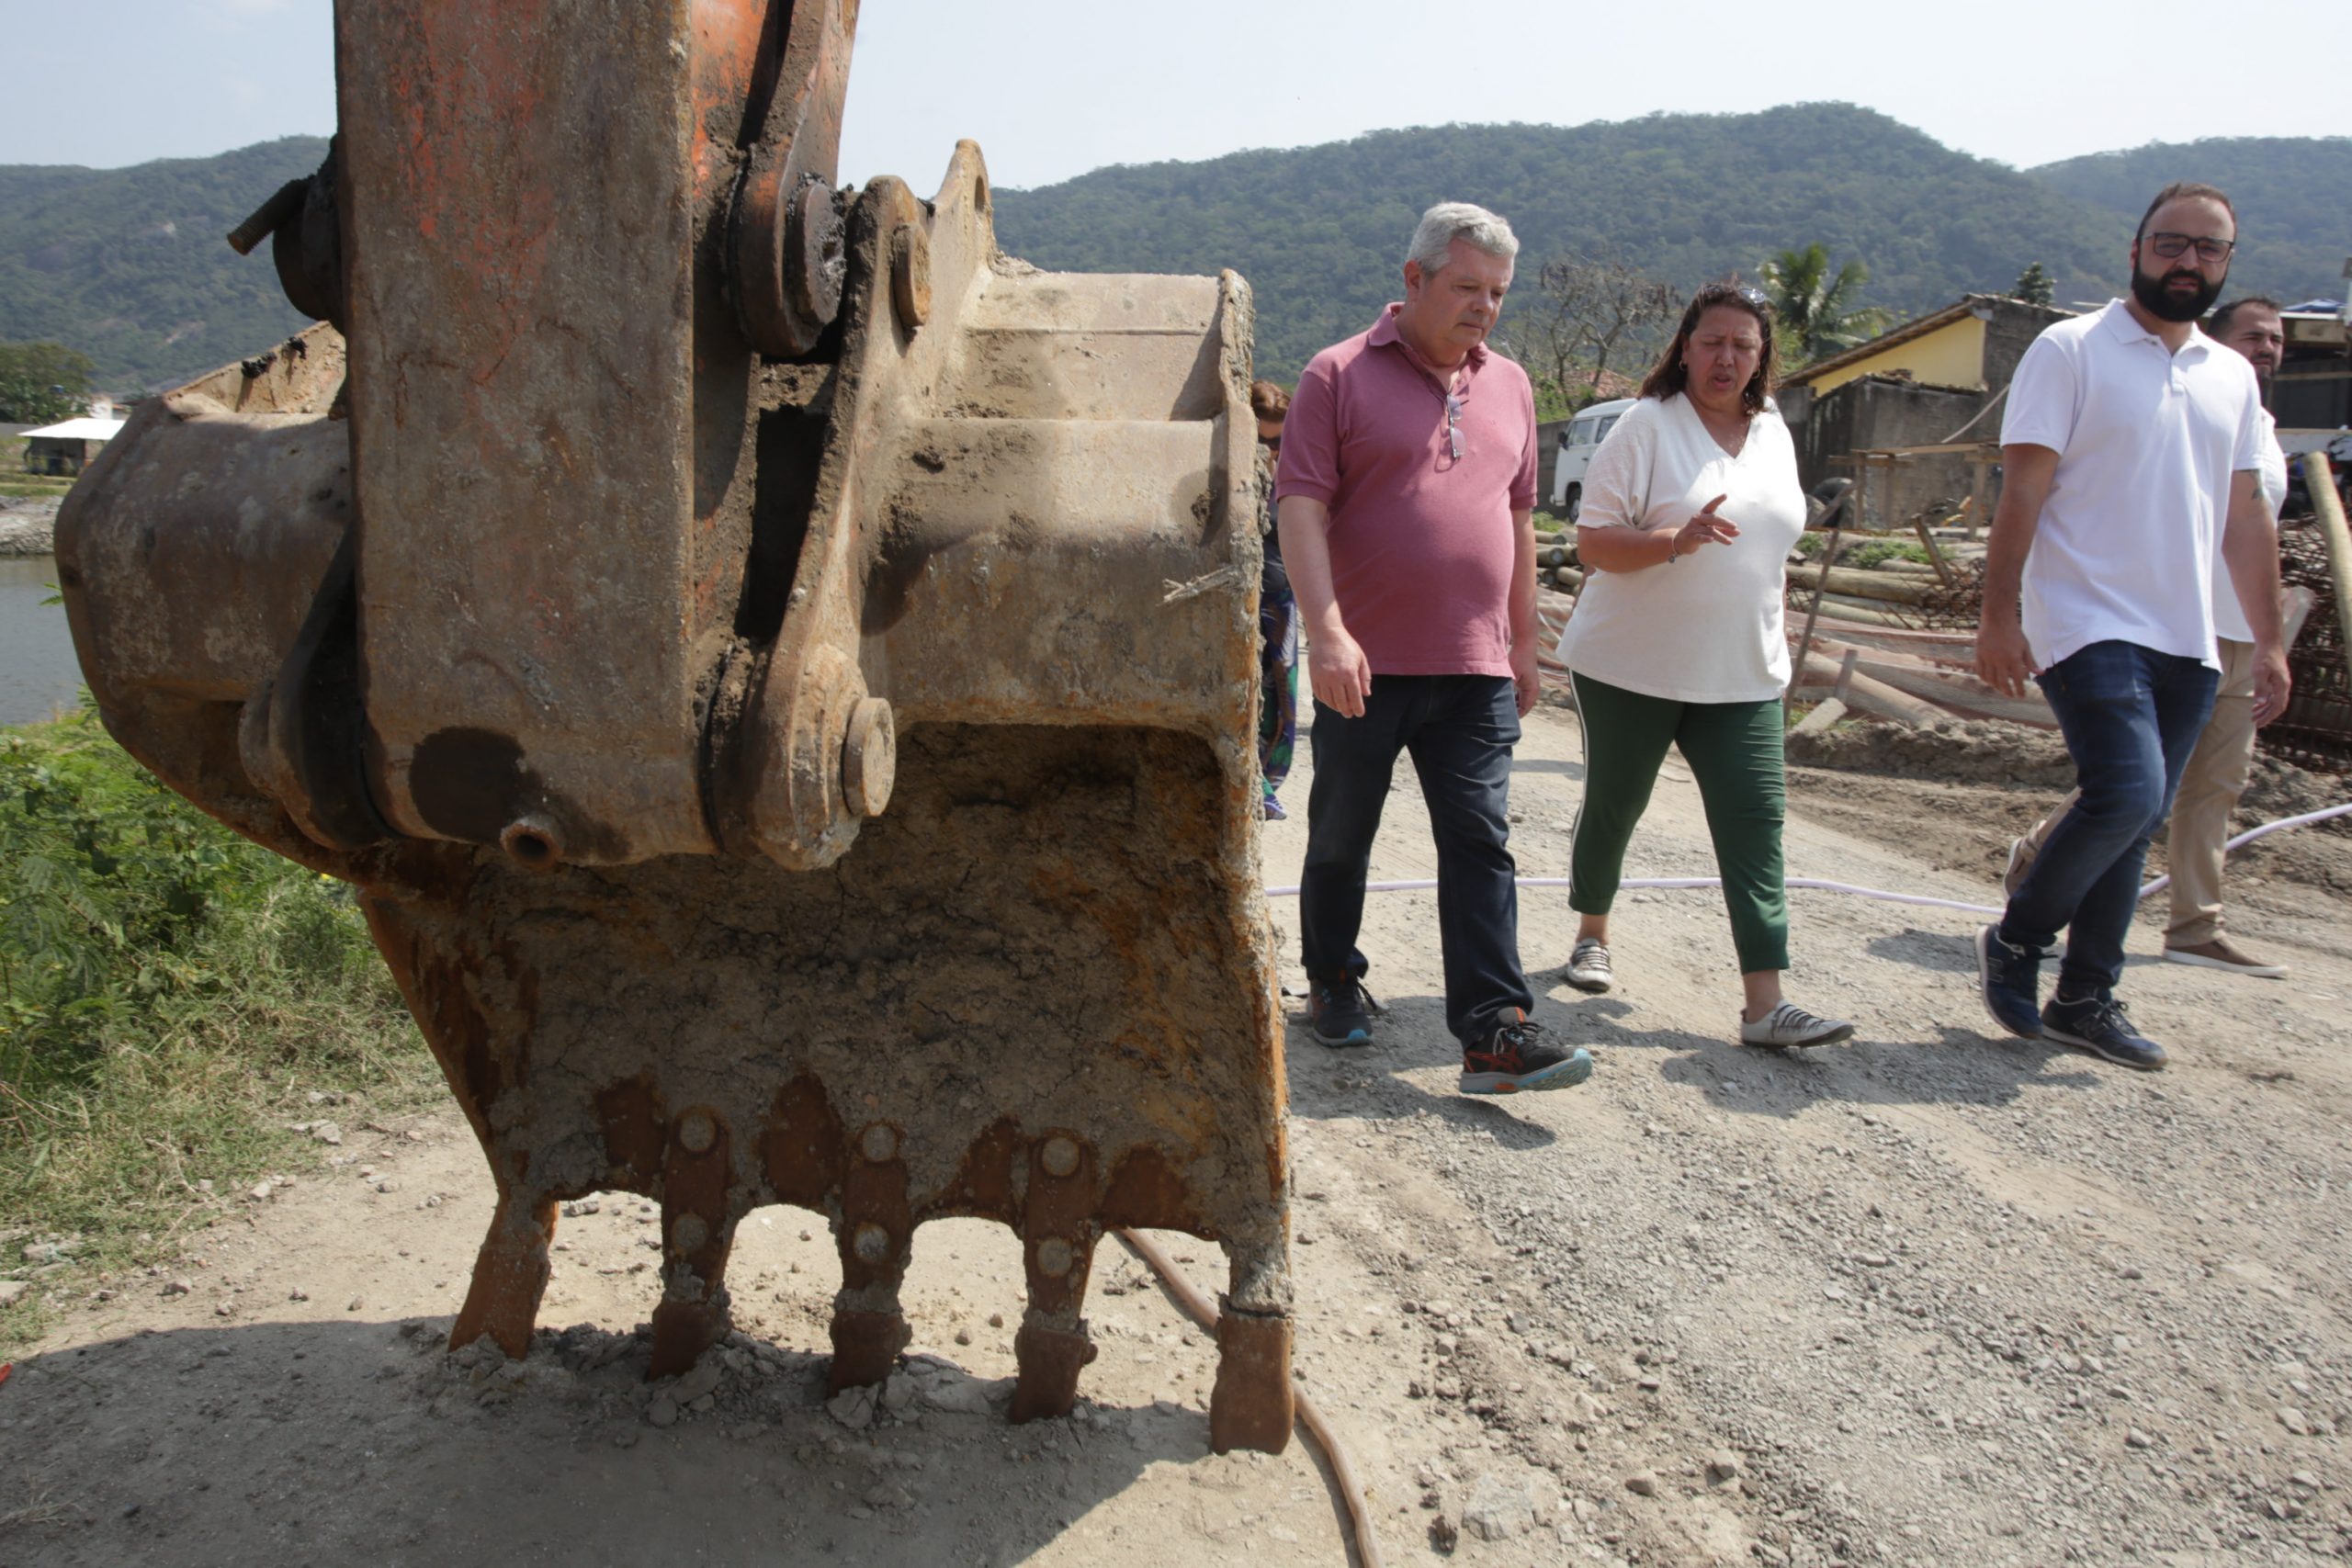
[2271,523,2352,775]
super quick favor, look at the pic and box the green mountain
[0,137,326,391]
[989,105,2347,382]
[3,110,2343,392]
[2027,136,2351,307]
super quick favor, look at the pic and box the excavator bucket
[54,0,1293,1453]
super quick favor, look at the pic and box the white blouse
[1555,394,1807,704]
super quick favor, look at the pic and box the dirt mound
[2243,752,2352,836]
[1791,715,2351,837]
[1785,716,2074,788]
[1788,714,2352,898]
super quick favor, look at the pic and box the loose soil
[6,702,2351,1566]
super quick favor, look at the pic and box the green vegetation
[1001,105,2114,382]
[1760,243,1893,366]
[2,116,2343,394]
[1792,534,1929,569]
[0,340,95,423]
[1,434,75,499]
[1847,539,1930,570]
[2010,262,2055,306]
[0,477,73,501]
[0,137,324,389]
[2030,136,2352,308]
[0,708,430,1344]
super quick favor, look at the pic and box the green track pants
[1567,671,1790,974]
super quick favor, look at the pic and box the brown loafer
[2162,938,2288,979]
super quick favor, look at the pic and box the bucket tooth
[828,1125,914,1392]
[649,1108,737,1378]
[828,1306,913,1393]
[1009,1131,1102,1422]
[1011,1317,1100,1423]
[1209,1305,1295,1456]
[449,1190,557,1359]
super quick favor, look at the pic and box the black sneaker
[2041,994,2167,1072]
[1974,923,2044,1040]
[1307,974,1377,1047]
[1459,1010,1593,1095]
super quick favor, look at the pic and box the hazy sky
[3,0,2340,187]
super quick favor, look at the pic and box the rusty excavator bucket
[55,0,1293,1452]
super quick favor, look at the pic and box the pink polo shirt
[1274,304,1538,677]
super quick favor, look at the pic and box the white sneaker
[1565,937,1613,993]
[1739,1001,1855,1049]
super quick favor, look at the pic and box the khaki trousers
[2014,637,2255,946]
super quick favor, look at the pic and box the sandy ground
[5,697,2351,1567]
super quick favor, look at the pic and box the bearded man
[1973,182,2290,1071]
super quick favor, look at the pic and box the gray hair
[1406,202,1520,277]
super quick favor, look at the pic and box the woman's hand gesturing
[1672,494,1739,558]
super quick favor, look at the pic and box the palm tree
[1758,243,1892,366]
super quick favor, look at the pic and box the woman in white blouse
[1552,282,1853,1049]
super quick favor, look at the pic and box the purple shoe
[1262,795,1286,820]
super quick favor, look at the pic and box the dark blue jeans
[2002,640,2219,995]
[1299,674,1533,1043]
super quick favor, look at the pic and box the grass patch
[1793,534,1931,570]
[1847,540,1930,570]
[0,706,433,1345]
[1,435,75,498]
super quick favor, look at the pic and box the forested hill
[990,106,2346,382]
[2028,136,2352,306]
[2,109,2344,390]
[0,137,328,389]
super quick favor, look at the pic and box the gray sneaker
[1739,1001,1855,1049]
[1565,937,1613,993]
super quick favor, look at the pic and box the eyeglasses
[2143,231,2235,264]
[1442,393,1464,462]
[1693,282,1773,315]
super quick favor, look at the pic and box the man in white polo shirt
[2000,295,2293,980]
[1974,182,2290,1072]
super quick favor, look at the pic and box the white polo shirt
[2211,409,2286,644]
[2001,299,2264,671]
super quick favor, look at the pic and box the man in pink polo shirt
[1274,202,1591,1097]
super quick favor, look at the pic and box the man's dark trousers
[1298,673,1534,1042]
[2002,639,2220,995]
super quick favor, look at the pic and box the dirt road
[5,700,2350,1566]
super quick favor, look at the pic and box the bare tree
[1503,249,1679,409]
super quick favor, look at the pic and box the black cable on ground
[1114,1227,1385,1568]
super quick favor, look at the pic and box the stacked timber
[1782,563,1937,605]
[1792,633,2054,729]
[1532,531,1577,589]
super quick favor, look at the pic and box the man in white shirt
[1974,182,2290,1072]
[2000,296,2292,980]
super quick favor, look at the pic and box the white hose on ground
[1261,803,2352,913]
[1114,1228,1385,1568]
